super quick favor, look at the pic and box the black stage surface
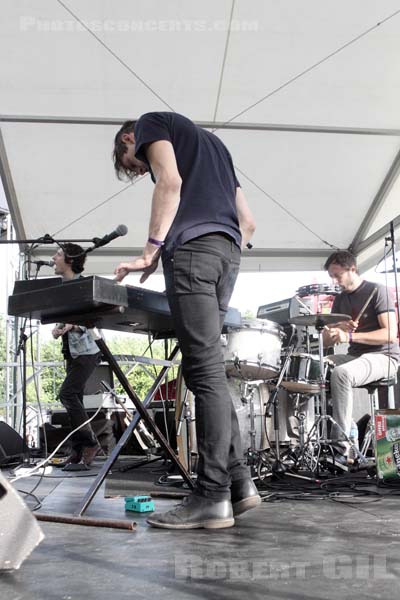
[2,457,400,600]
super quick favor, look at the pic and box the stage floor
[2,458,400,600]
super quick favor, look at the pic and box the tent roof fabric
[1,0,399,275]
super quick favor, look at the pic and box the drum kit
[173,283,371,480]
[223,326,356,477]
[220,284,360,478]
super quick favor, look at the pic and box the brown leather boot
[80,444,101,467]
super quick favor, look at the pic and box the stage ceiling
[1,0,400,275]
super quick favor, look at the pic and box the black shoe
[146,494,234,530]
[231,478,262,517]
[62,461,91,472]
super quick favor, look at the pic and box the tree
[106,335,180,400]
[38,337,65,405]
[23,332,180,407]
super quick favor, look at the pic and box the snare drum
[282,353,332,394]
[224,319,283,380]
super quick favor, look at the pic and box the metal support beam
[1,114,400,136]
[350,149,400,255]
[354,214,400,255]
[34,245,333,258]
[0,128,26,244]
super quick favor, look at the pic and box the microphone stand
[385,221,400,340]
[0,234,97,245]
[13,263,48,468]
[12,321,39,469]
[15,322,29,464]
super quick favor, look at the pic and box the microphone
[32,260,55,268]
[91,224,128,250]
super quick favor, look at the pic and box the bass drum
[174,369,270,470]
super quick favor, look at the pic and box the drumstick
[354,286,378,322]
[324,286,378,334]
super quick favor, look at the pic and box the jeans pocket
[171,249,193,294]
[218,258,240,310]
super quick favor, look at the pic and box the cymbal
[289,313,351,327]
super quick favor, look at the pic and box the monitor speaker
[83,362,114,395]
[0,422,26,465]
[0,471,44,570]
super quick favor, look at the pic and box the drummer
[322,250,399,461]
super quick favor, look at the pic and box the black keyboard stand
[74,337,194,517]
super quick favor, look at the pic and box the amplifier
[257,296,307,325]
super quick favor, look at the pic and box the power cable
[10,403,103,484]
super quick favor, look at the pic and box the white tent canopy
[1,0,400,275]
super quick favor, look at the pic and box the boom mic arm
[86,224,128,253]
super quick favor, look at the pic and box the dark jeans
[59,353,101,451]
[163,233,249,500]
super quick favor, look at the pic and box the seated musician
[323,250,399,462]
[51,243,101,470]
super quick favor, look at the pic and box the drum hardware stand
[289,313,366,474]
[176,388,197,476]
[261,329,314,481]
[248,384,257,459]
[99,380,160,473]
[289,392,321,473]
[239,381,260,467]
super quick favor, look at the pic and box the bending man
[113,112,257,529]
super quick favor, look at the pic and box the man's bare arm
[324,312,398,346]
[235,187,256,249]
[114,140,181,283]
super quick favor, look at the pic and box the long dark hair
[113,121,136,181]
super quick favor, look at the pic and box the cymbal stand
[267,346,294,475]
[261,330,314,481]
[290,392,320,473]
[305,322,364,473]
[236,381,260,468]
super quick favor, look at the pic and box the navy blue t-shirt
[134,112,241,257]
